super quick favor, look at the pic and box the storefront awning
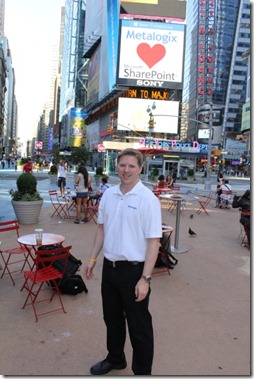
[137,147,171,156]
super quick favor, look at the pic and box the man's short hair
[117,148,143,167]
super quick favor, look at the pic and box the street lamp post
[146,102,156,139]
[145,102,156,179]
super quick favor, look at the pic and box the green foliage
[70,147,89,166]
[11,173,43,201]
[51,148,61,164]
[11,192,42,201]
[17,173,37,194]
[18,158,28,166]
[95,166,104,176]
[187,168,195,177]
[48,164,58,174]
[152,168,159,176]
[149,168,159,180]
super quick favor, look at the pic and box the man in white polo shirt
[85,148,162,376]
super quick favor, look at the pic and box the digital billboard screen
[117,19,185,89]
[117,98,179,134]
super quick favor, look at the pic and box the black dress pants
[101,258,153,375]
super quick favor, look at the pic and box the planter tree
[11,173,43,225]
[94,166,104,185]
[48,164,58,184]
[187,168,195,182]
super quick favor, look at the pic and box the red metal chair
[166,187,182,213]
[49,190,68,218]
[21,245,72,322]
[0,220,32,285]
[86,197,100,224]
[196,192,213,215]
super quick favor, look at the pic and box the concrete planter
[11,200,43,225]
[94,175,102,186]
[49,174,58,184]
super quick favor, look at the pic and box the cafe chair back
[0,219,32,285]
[86,197,100,224]
[196,191,213,215]
[21,245,72,322]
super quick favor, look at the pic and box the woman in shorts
[74,166,91,224]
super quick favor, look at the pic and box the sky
[4,0,65,145]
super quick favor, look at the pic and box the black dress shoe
[90,359,127,375]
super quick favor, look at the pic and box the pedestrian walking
[23,159,33,173]
[57,160,67,197]
[84,148,162,375]
[1,158,5,169]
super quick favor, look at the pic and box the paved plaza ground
[0,172,251,376]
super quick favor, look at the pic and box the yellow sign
[213,149,221,156]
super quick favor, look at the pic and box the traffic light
[148,118,154,129]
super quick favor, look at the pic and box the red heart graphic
[137,43,166,68]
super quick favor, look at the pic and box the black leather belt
[105,258,144,268]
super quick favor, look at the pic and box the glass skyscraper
[181,0,250,148]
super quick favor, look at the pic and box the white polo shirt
[220,183,232,201]
[97,180,162,262]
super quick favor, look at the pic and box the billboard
[84,0,104,55]
[107,0,120,90]
[120,0,186,20]
[117,20,185,89]
[68,108,87,147]
[117,98,179,134]
[87,46,101,105]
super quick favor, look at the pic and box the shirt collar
[113,180,143,196]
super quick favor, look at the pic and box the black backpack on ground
[58,274,88,295]
[37,244,88,295]
[155,233,178,269]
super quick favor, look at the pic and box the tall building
[35,5,65,157]
[181,0,250,150]
[37,45,58,151]
[0,0,4,36]
[0,0,19,158]
[0,35,17,158]
[59,0,87,149]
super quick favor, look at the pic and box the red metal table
[17,233,66,268]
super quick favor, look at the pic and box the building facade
[181,0,250,173]
[82,0,190,176]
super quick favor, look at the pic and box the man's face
[117,155,142,187]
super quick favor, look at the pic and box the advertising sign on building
[68,108,88,147]
[117,98,179,134]
[35,141,43,149]
[117,20,185,89]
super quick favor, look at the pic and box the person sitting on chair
[157,174,167,188]
[219,179,232,208]
[92,176,110,200]
[166,174,174,188]
[214,184,222,207]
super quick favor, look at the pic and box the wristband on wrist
[88,258,97,262]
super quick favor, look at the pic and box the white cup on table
[34,228,43,245]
